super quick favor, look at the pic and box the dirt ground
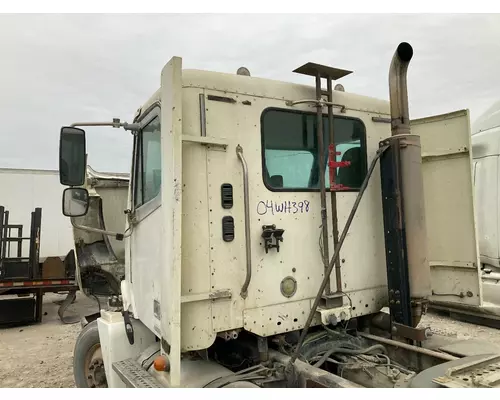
[0,292,98,388]
[421,311,500,345]
[1,294,500,388]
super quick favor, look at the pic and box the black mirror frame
[62,187,90,217]
[59,126,86,187]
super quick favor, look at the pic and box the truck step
[112,359,162,388]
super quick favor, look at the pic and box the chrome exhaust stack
[389,42,414,137]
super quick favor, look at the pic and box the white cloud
[1,14,499,172]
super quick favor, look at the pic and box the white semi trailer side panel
[0,168,73,258]
[472,101,500,271]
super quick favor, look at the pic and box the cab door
[127,105,163,332]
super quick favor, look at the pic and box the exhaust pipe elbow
[389,42,413,136]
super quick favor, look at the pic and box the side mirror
[59,127,86,186]
[62,188,89,217]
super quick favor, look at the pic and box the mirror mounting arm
[70,119,140,132]
[122,123,140,132]
[70,219,133,242]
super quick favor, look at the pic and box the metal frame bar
[326,77,342,294]
[4,212,10,257]
[1,210,8,260]
[0,207,45,281]
[315,73,331,296]
[29,208,42,280]
[0,206,4,279]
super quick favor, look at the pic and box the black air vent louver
[221,183,233,209]
[222,216,235,242]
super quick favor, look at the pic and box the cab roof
[136,68,390,119]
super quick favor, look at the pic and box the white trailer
[0,168,73,259]
[0,168,78,324]
[471,101,500,307]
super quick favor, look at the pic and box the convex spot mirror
[62,188,89,217]
[59,126,86,186]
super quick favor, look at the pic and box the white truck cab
[58,43,500,389]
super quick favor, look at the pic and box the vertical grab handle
[236,145,252,299]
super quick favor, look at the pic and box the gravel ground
[420,309,500,345]
[1,294,500,388]
[0,292,97,388]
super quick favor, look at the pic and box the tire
[73,320,108,388]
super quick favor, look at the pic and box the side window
[261,109,366,191]
[134,116,161,208]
